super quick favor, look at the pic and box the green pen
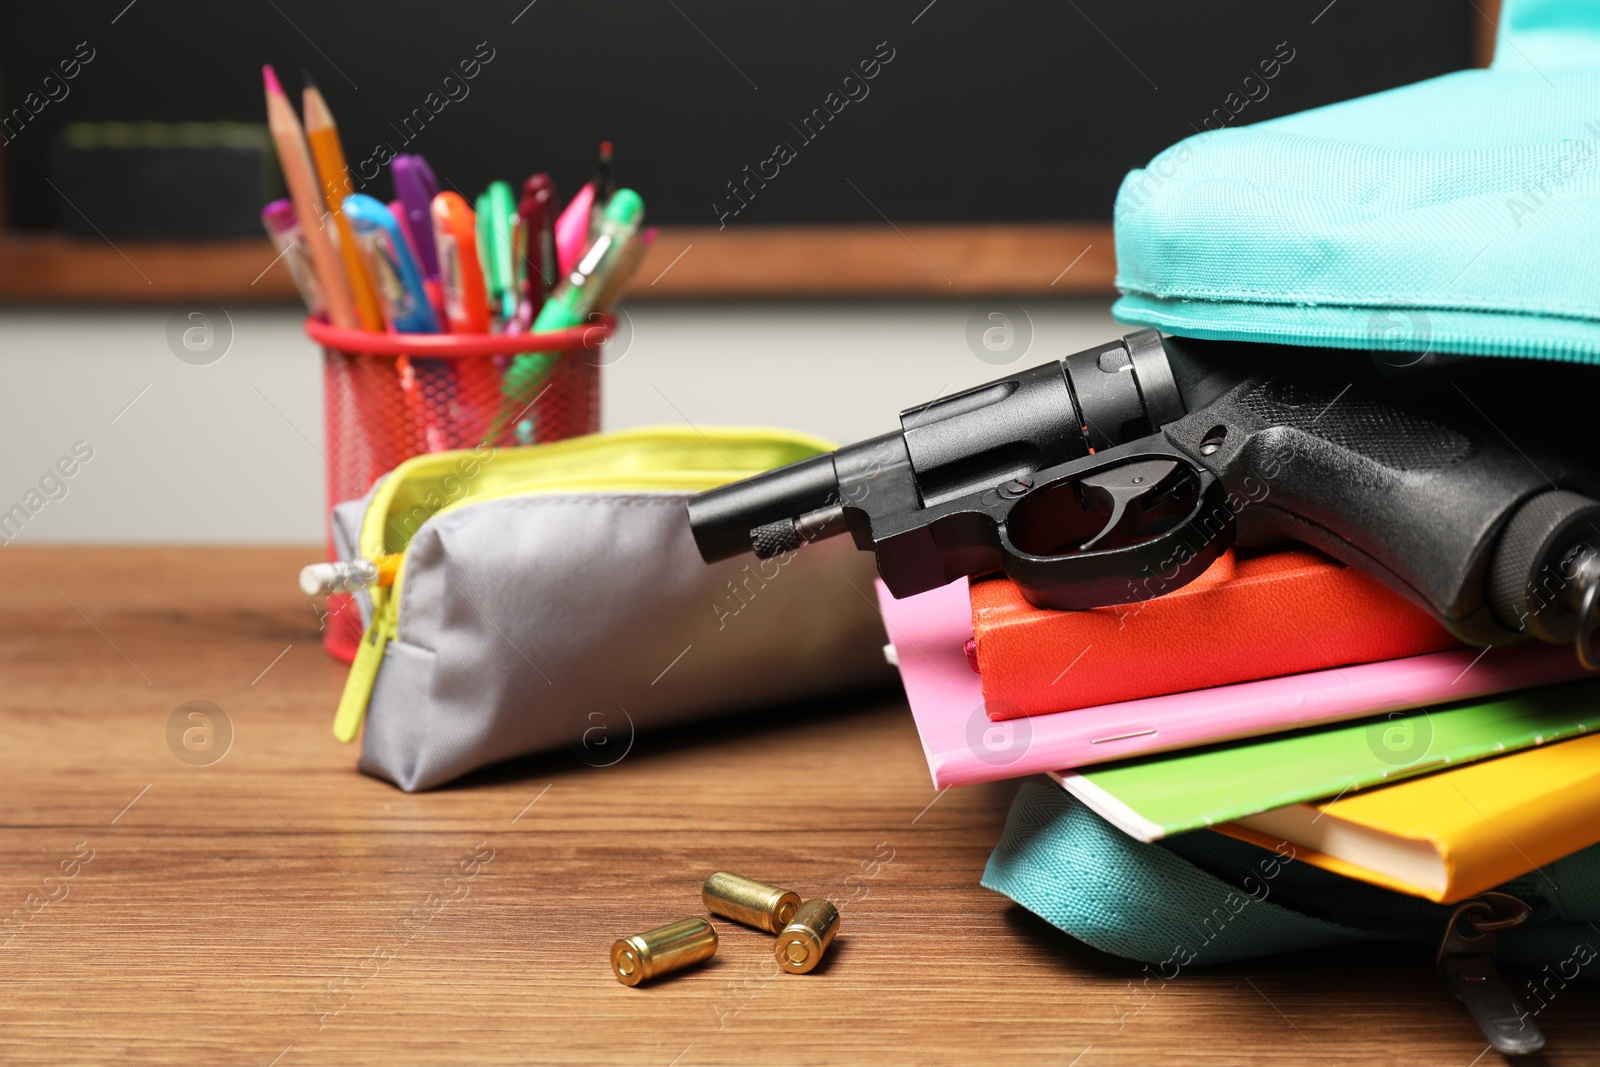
[477,181,518,322]
[474,190,495,316]
[499,188,644,441]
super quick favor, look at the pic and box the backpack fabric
[1112,0,1600,363]
[983,780,1600,973]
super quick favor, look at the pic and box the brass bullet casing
[775,898,840,974]
[611,917,718,987]
[702,871,802,934]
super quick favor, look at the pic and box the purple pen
[392,154,441,279]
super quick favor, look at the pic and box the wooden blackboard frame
[0,221,1117,301]
[0,3,1497,302]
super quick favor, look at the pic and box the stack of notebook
[878,546,1600,903]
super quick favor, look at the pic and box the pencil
[302,75,385,332]
[263,64,356,328]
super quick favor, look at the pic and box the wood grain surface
[2,546,1596,1066]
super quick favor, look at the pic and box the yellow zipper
[331,425,837,742]
[333,596,396,742]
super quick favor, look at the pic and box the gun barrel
[688,452,841,563]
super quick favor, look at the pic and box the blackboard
[3,0,1474,233]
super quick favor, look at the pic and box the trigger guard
[995,475,1234,611]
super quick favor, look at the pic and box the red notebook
[969,547,1462,720]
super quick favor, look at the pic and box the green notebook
[1053,679,1600,842]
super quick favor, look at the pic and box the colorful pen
[588,140,615,234]
[477,181,518,323]
[430,191,500,445]
[344,193,439,334]
[392,154,441,280]
[552,188,645,323]
[431,192,489,335]
[594,223,654,312]
[261,199,324,314]
[515,173,558,328]
[501,188,645,443]
[554,182,596,277]
[474,192,494,319]
[388,197,444,323]
[389,199,422,266]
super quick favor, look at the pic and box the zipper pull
[1436,891,1544,1056]
[332,602,394,743]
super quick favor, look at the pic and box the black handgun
[688,329,1600,667]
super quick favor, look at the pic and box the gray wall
[0,300,1119,543]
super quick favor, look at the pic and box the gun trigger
[1078,459,1182,551]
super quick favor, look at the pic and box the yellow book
[1219,731,1600,903]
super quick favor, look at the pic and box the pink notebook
[876,578,1587,788]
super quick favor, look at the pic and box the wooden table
[4,547,1596,1066]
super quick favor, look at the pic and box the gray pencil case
[322,426,892,791]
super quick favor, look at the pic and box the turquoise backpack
[1112,0,1600,362]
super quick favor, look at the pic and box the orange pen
[431,192,490,334]
[430,191,501,446]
